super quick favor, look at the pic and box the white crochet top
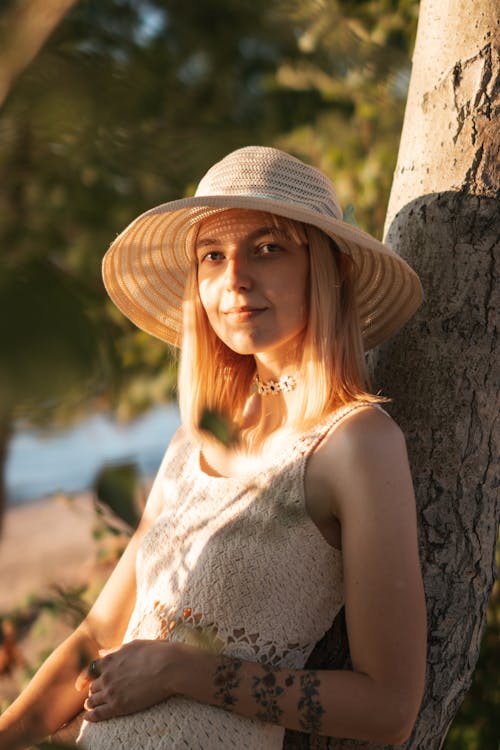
[78,404,367,750]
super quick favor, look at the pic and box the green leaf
[199,409,237,447]
[93,462,141,530]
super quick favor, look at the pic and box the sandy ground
[0,493,99,613]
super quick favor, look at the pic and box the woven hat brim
[102,195,423,350]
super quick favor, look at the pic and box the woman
[0,146,426,749]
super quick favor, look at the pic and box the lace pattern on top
[124,402,372,667]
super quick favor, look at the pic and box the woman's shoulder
[322,402,406,460]
[335,400,401,436]
[308,403,408,493]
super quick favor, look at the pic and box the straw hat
[102,145,422,350]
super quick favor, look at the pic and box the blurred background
[1,0,418,512]
[0,1,497,747]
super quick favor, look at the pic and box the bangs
[267,212,308,246]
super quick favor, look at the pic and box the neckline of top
[194,401,380,481]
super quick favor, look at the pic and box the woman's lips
[223,306,267,321]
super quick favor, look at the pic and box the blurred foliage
[0,584,90,689]
[272,0,418,236]
[0,256,115,419]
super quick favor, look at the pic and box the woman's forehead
[195,208,307,245]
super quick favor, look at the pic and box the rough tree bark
[284,1,499,748]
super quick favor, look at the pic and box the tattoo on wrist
[298,672,325,734]
[251,664,295,724]
[214,657,242,709]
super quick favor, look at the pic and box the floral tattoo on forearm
[213,657,243,709]
[251,664,295,723]
[298,671,325,734]
[213,659,324,734]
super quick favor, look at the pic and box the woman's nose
[225,257,252,291]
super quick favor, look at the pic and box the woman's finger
[84,705,111,722]
[84,689,106,710]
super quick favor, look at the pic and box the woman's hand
[76,639,191,722]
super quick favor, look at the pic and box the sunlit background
[0,2,497,746]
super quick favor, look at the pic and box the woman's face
[196,209,309,367]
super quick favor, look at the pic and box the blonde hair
[179,213,381,447]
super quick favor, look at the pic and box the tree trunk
[284,1,499,748]
[0,0,79,108]
[374,0,499,746]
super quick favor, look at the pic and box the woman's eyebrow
[196,237,222,248]
[250,226,290,240]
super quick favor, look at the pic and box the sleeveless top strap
[292,400,388,459]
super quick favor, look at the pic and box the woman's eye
[200,250,224,263]
[257,242,281,255]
